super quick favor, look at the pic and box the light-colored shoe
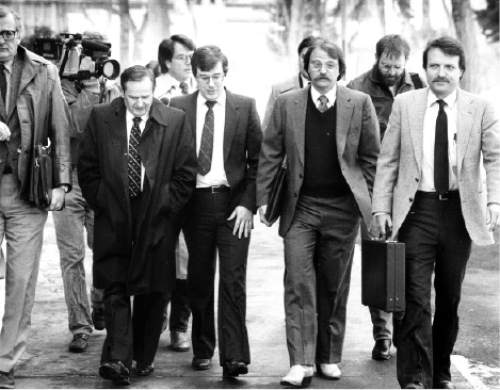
[169,331,190,352]
[280,365,314,388]
[318,363,341,379]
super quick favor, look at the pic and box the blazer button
[299,174,303,179]
[415,177,419,182]
[409,198,413,202]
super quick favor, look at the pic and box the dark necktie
[128,117,142,198]
[434,99,449,194]
[0,64,6,103]
[318,95,328,113]
[179,81,189,95]
[198,100,216,175]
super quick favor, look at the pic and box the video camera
[28,32,120,81]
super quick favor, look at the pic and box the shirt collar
[310,84,337,106]
[126,109,149,127]
[197,88,226,108]
[426,88,457,109]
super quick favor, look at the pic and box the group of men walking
[0,4,499,390]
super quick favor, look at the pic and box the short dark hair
[120,65,156,92]
[0,6,22,33]
[191,45,228,76]
[297,35,321,56]
[157,34,196,74]
[303,39,346,81]
[375,34,410,60]
[422,36,466,72]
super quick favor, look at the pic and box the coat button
[415,177,419,182]
[299,174,303,179]
[409,198,413,202]
[294,192,298,197]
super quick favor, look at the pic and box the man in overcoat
[0,6,71,388]
[78,65,197,386]
[257,39,380,387]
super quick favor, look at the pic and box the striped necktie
[198,100,216,175]
[128,117,142,198]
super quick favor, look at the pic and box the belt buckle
[211,185,220,194]
[438,192,449,201]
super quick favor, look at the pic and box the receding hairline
[0,6,22,32]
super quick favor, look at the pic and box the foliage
[475,0,499,42]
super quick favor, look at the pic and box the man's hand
[48,186,66,211]
[258,205,272,227]
[486,203,500,231]
[370,213,393,240]
[0,121,11,142]
[227,205,253,239]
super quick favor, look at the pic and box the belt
[196,185,230,194]
[416,190,459,201]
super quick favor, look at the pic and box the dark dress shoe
[135,362,154,377]
[223,361,248,377]
[68,333,89,353]
[99,360,130,386]
[0,370,14,389]
[192,357,211,371]
[437,380,455,389]
[92,308,106,331]
[403,382,424,389]
[372,339,392,360]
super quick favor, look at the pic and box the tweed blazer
[257,85,380,237]
[372,88,500,245]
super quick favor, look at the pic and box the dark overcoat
[78,98,197,295]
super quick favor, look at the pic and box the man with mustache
[371,36,500,389]
[347,35,425,361]
[257,39,380,387]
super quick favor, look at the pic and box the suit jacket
[78,98,197,294]
[372,88,500,245]
[170,90,262,214]
[0,46,71,197]
[262,74,303,131]
[257,85,381,237]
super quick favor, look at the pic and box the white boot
[280,365,314,387]
[318,363,341,379]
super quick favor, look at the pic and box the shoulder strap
[410,73,423,89]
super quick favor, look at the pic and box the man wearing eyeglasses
[155,34,196,353]
[169,45,262,378]
[155,35,196,105]
[257,39,380,387]
[347,35,425,362]
[0,6,71,388]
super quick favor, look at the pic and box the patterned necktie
[318,95,329,113]
[434,99,449,194]
[198,100,216,175]
[0,64,6,103]
[179,81,189,95]
[128,116,142,198]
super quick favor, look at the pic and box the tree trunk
[119,0,131,67]
[287,0,304,57]
[147,0,170,48]
[450,0,479,92]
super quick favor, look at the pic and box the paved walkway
[1,217,471,388]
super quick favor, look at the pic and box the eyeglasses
[173,54,192,63]
[310,60,338,71]
[0,30,17,41]
[197,73,224,83]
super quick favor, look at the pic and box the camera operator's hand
[0,121,11,142]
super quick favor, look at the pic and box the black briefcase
[361,239,405,312]
[264,157,287,224]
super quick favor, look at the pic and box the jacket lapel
[335,86,354,158]
[223,90,239,164]
[292,88,308,167]
[107,98,129,202]
[455,89,473,174]
[409,89,427,172]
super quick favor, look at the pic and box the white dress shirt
[195,90,229,188]
[310,84,337,110]
[154,73,195,101]
[125,110,148,190]
[419,89,458,192]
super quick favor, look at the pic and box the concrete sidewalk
[2,218,471,388]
